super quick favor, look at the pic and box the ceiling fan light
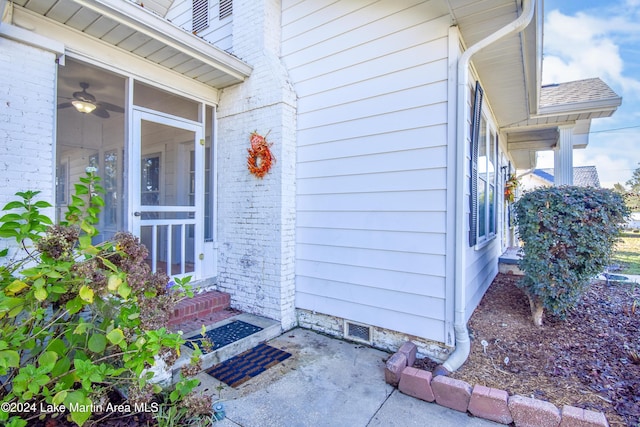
[72,99,97,114]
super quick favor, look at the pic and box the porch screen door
[131,109,203,278]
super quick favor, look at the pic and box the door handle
[133,211,141,217]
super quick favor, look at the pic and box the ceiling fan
[57,82,124,118]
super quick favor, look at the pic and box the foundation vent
[344,321,372,344]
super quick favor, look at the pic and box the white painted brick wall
[0,37,57,257]
[216,0,297,330]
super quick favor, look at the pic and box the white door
[131,109,204,279]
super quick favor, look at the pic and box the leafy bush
[621,192,640,212]
[0,172,210,426]
[514,186,629,326]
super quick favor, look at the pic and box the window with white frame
[478,124,497,240]
[469,82,498,246]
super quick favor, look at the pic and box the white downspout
[1,0,9,25]
[438,0,536,375]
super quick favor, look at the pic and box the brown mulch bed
[416,273,640,427]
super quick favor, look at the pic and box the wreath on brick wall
[247,131,275,179]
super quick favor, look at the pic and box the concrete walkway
[599,272,640,283]
[194,328,499,427]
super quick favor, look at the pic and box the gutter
[436,0,536,375]
[1,0,8,25]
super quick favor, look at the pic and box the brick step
[169,290,231,328]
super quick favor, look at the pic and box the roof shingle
[540,78,620,108]
[536,166,601,187]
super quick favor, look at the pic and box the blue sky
[539,0,640,188]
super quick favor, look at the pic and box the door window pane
[140,120,195,207]
[141,154,161,206]
[138,115,198,277]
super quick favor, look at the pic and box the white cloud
[574,151,635,188]
[540,5,640,189]
[576,128,640,187]
[543,10,640,95]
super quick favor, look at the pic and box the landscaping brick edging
[385,342,610,427]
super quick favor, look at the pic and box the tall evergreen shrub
[514,186,628,325]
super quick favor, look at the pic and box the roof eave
[537,97,622,118]
[71,0,252,83]
[454,0,543,128]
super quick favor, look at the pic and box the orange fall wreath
[247,131,275,178]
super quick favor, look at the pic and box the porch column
[553,124,574,185]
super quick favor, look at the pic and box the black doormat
[205,343,292,388]
[184,320,263,354]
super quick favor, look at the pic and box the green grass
[612,232,640,275]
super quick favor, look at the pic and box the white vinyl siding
[283,0,451,342]
[465,239,500,318]
[166,0,232,51]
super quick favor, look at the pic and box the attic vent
[192,0,209,33]
[219,0,232,19]
[344,321,372,344]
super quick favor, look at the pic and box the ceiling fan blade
[57,102,73,109]
[97,101,124,113]
[92,108,110,118]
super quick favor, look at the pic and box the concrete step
[498,247,524,275]
[170,312,281,384]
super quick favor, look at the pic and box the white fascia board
[537,97,622,118]
[573,119,591,135]
[503,101,621,132]
[0,21,64,60]
[71,0,252,80]
[572,132,589,149]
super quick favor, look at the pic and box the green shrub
[514,186,629,326]
[0,172,209,426]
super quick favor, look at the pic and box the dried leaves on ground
[425,274,639,427]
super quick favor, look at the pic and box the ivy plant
[0,171,210,426]
[514,186,629,326]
